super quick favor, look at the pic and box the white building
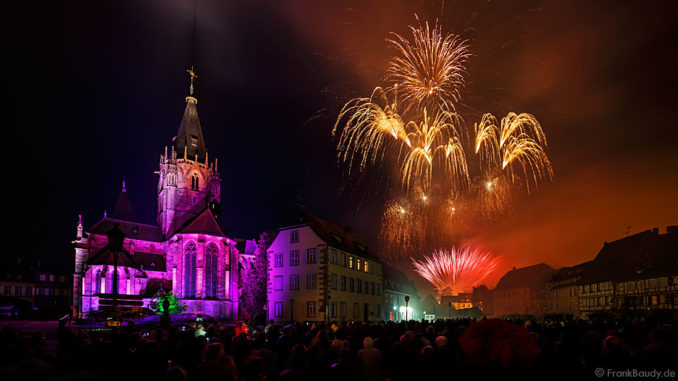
[267,214,383,323]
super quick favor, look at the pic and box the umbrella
[458,318,541,376]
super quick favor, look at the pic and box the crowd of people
[0,314,676,380]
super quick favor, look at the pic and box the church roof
[133,252,166,272]
[111,187,137,221]
[173,96,208,162]
[89,245,139,269]
[89,218,164,242]
[171,207,226,237]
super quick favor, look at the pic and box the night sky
[8,1,678,290]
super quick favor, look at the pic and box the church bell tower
[156,68,221,235]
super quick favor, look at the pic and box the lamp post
[448,302,452,319]
[404,295,410,321]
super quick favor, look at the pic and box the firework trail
[387,21,471,114]
[412,245,500,298]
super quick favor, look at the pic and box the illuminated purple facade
[72,79,240,319]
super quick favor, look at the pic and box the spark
[386,21,471,114]
[412,245,500,298]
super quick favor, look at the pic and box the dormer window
[290,230,299,243]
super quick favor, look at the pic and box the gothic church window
[205,243,218,298]
[184,242,197,297]
[191,174,199,190]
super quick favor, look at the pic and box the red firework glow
[412,245,500,298]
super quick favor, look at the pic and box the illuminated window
[290,250,299,266]
[274,302,283,317]
[183,242,197,297]
[364,261,369,272]
[356,259,361,271]
[204,243,218,298]
[349,256,354,269]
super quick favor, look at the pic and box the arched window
[191,174,199,190]
[204,243,219,298]
[94,269,102,294]
[183,242,197,298]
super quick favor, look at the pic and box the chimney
[652,228,659,235]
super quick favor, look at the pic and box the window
[274,276,283,291]
[274,253,283,267]
[364,261,369,273]
[183,242,197,297]
[364,280,369,295]
[340,302,347,318]
[290,230,299,243]
[39,274,46,281]
[349,256,354,269]
[331,273,338,290]
[15,287,21,296]
[290,250,299,266]
[357,279,363,293]
[330,302,336,318]
[191,174,199,190]
[356,259,361,271]
[274,302,283,317]
[377,283,381,296]
[370,282,375,295]
[4,286,11,295]
[343,253,348,267]
[340,276,346,291]
[306,273,317,289]
[306,249,317,264]
[204,243,219,298]
[349,278,355,292]
[25,287,32,296]
[290,274,299,290]
[376,304,381,319]
[307,301,317,318]
[353,303,360,318]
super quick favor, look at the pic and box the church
[72,70,241,319]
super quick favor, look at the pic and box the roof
[294,213,381,262]
[173,96,208,162]
[546,261,591,288]
[133,252,166,272]
[88,245,139,269]
[171,207,226,237]
[494,263,556,291]
[579,228,678,284]
[111,188,137,221]
[89,218,163,242]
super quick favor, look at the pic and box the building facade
[493,263,555,317]
[267,214,383,323]
[72,73,240,319]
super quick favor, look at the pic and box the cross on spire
[186,66,197,96]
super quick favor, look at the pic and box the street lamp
[448,302,452,319]
[404,296,410,321]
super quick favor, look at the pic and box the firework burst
[412,245,500,298]
[387,21,471,114]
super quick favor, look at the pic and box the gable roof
[295,213,381,262]
[579,228,678,284]
[494,263,556,291]
[171,207,226,237]
[88,218,163,242]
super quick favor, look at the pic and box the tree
[150,291,186,315]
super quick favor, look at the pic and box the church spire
[173,67,207,162]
